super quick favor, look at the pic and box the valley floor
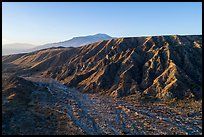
[3,77,201,135]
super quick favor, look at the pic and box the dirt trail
[22,77,202,135]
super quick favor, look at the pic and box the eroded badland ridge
[3,35,202,100]
[2,35,202,135]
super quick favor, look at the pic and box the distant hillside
[28,33,113,52]
[2,34,112,55]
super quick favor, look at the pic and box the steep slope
[2,35,202,101]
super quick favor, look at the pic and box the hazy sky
[2,2,202,45]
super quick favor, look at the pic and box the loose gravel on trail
[21,77,203,135]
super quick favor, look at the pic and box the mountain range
[2,33,113,55]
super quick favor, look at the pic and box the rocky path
[23,77,202,135]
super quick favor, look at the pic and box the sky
[2,2,202,46]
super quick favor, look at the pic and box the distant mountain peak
[28,34,113,52]
[72,33,112,39]
[94,33,112,36]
